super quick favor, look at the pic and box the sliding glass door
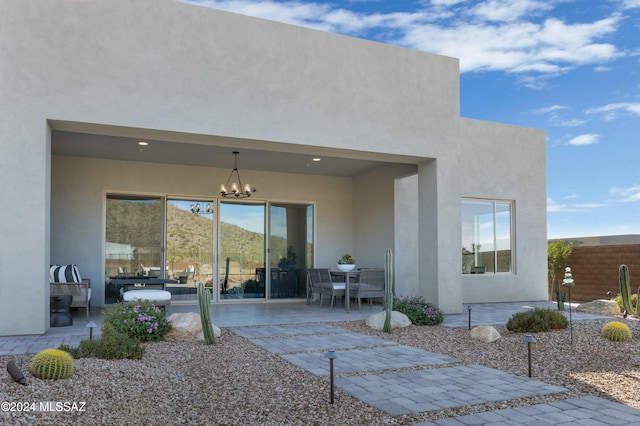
[104,195,164,304]
[105,195,313,303]
[219,202,266,300]
[166,199,215,301]
[269,203,313,299]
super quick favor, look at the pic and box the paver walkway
[414,395,640,425]
[336,365,566,416]
[282,345,457,376]
[230,322,640,424]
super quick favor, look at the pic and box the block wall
[559,245,640,302]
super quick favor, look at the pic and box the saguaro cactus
[619,264,640,317]
[383,248,393,333]
[198,282,216,345]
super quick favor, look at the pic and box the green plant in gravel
[30,349,74,380]
[548,240,573,305]
[58,340,100,359]
[392,296,444,326]
[94,324,144,360]
[58,325,143,360]
[601,321,632,342]
[383,248,394,333]
[506,308,568,332]
[198,281,216,345]
[614,293,638,315]
[103,300,171,341]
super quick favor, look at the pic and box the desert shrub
[506,308,568,332]
[94,325,144,360]
[59,339,110,359]
[614,293,638,314]
[57,325,144,360]
[57,344,79,359]
[393,297,444,325]
[602,321,632,342]
[102,300,171,341]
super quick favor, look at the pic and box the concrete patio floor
[0,300,605,355]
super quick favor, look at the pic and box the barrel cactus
[30,348,74,379]
[601,321,632,342]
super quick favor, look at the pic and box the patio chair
[49,264,91,321]
[307,268,323,304]
[309,268,345,308]
[174,265,195,283]
[349,268,385,310]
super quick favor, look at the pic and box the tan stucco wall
[0,0,546,335]
[459,118,548,303]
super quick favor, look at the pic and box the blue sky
[181,0,640,239]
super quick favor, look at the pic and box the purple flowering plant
[103,300,171,341]
[392,296,444,326]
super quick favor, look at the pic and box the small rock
[576,299,621,316]
[165,312,221,342]
[365,311,412,330]
[470,325,501,343]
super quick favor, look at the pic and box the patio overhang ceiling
[50,120,423,178]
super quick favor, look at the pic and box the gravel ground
[1,316,639,425]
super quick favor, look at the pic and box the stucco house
[0,0,547,336]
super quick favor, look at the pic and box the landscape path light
[86,321,97,340]
[562,267,575,343]
[523,334,537,377]
[325,350,338,404]
[7,360,27,385]
[467,305,472,330]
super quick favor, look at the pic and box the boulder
[366,311,412,331]
[576,299,621,316]
[165,312,221,342]
[470,326,501,343]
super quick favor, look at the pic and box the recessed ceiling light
[138,141,149,146]
[312,157,321,162]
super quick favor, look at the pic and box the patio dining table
[330,270,360,313]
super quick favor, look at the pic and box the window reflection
[219,202,265,299]
[462,199,513,274]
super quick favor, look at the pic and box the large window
[461,199,513,274]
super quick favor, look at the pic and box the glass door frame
[104,193,316,304]
[217,199,268,302]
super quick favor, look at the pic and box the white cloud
[430,0,468,5]
[557,118,586,127]
[568,133,600,145]
[610,186,640,202]
[620,0,640,9]
[531,105,586,127]
[533,105,568,114]
[470,0,553,23]
[586,102,640,120]
[547,197,607,213]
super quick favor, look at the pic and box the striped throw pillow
[50,264,82,283]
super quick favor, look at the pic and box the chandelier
[220,151,255,198]
[190,203,212,214]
